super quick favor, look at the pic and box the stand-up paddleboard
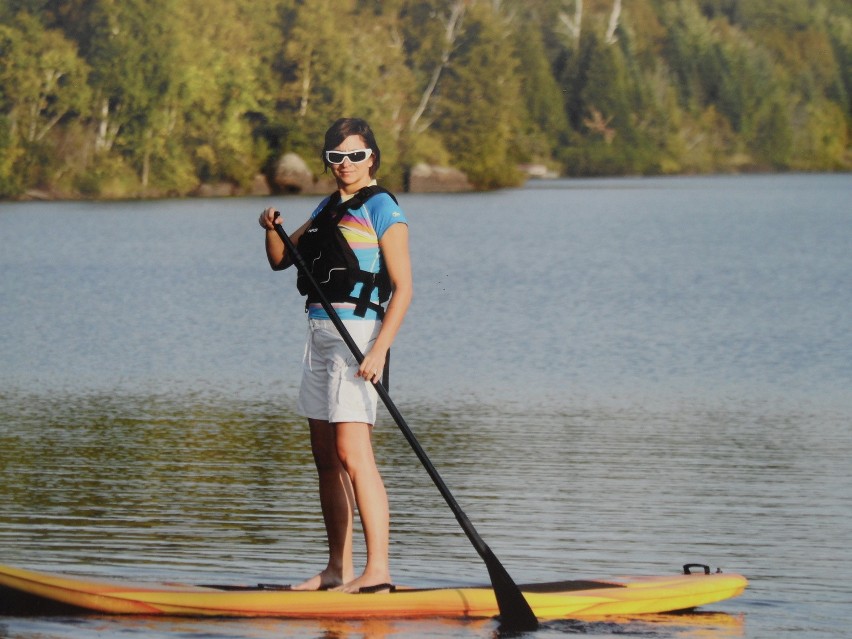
[0,563,746,620]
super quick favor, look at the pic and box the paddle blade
[272,216,535,629]
[485,550,539,632]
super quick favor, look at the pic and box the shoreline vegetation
[2,0,850,202]
[12,165,849,204]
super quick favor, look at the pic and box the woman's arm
[259,208,312,271]
[357,223,412,384]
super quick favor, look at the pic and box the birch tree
[0,13,90,193]
[605,0,622,44]
[0,13,90,145]
[560,0,582,45]
[403,0,472,135]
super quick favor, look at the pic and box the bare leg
[333,421,391,593]
[292,418,356,590]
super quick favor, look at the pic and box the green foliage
[0,11,91,193]
[0,0,849,199]
[0,115,25,197]
[828,15,852,118]
[512,18,571,162]
[432,3,525,189]
[172,0,273,188]
[72,154,140,199]
[791,99,849,170]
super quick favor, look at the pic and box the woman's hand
[259,207,279,231]
[262,215,312,271]
[357,348,387,385]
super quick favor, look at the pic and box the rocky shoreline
[18,155,557,202]
[269,153,477,195]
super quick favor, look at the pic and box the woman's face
[329,134,375,194]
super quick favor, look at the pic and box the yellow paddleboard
[0,563,746,620]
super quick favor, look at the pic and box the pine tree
[433,2,525,188]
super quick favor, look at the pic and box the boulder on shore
[519,163,559,179]
[194,182,237,197]
[271,153,334,194]
[248,173,271,196]
[270,154,475,195]
[407,163,473,193]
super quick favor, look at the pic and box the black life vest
[296,185,398,318]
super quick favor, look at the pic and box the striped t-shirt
[306,187,407,320]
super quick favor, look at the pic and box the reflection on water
[1,387,849,638]
[2,175,851,637]
[0,612,746,639]
[1,391,314,578]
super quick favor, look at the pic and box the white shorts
[297,319,381,424]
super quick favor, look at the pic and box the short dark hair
[322,118,381,177]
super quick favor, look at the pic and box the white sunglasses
[325,148,373,165]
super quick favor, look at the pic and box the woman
[258,118,412,593]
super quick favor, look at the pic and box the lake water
[1,174,850,638]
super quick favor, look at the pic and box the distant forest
[1,0,850,199]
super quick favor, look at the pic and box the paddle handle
[271,215,537,630]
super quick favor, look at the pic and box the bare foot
[291,569,344,591]
[332,572,393,594]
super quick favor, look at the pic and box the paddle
[272,215,538,631]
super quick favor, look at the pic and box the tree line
[1,0,850,199]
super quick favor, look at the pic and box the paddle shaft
[272,217,537,631]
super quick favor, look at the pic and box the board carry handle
[683,563,711,575]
